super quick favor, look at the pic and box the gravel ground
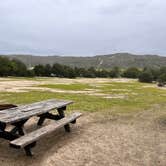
[0,110,165,166]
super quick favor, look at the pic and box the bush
[109,67,120,78]
[139,71,153,83]
[122,67,140,78]
[157,74,166,87]
[34,65,45,76]
[0,57,28,76]
[148,68,160,81]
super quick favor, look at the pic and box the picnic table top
[0,99,73,124]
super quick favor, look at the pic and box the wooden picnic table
[0,99,73,124]
[0,99,82,156]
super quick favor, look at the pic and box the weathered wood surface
[0,104,17,111]
[0,99,73,124]
[10,112,82,148]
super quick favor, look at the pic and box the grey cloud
[0,0,166,56]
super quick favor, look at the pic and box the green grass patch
[0,78,165,114]
[38,83,93,91]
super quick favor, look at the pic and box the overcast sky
[0,0,166,56]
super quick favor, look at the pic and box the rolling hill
[2,53,166,69]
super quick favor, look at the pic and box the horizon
[1,52,166,57]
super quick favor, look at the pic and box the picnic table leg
[11,119,36,156]
[0,122,6,131]
[37,115,45,126]
[37,113,61,126]
[0,122,18,140]
[57,106,70,132]
[11,119,28,136]
[24,142,36,156]
[24,146,33,156]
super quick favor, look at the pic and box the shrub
[157,74,166,87]
[109,67,120,78]
[139,71,153,83]
[122,67,140,78]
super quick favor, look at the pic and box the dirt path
[0,110,165,166]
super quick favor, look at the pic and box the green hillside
[2,53,166,69]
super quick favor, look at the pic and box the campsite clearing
[0,77,165,165]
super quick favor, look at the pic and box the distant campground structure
[1,53,166,69]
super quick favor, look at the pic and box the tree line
[0,56,32,76]
[0,56,166,86]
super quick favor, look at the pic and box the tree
[63,65,76,78]
[74,67,86,77]
[0,57,12,76]
[157,74,166,87]
[159,67,166,75]
[34,65,45,76]
[95,69,109,78]
[149,68,160,81]
[109,67,120,78]
[0,57,28,77]
[52,63,64,77]
[122,67,140,78]
[139,71,153,83]
[11,59,27,76]
[27,70,35,77]
[44,64,52,76]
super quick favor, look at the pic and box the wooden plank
[10,112,82,148]
[0,104,17,111]
[0,99,73,124]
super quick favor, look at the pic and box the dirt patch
[143,85,166,90]
[0,78,133,98]
[0,80,39,92]
[111,89,132,92]
[110,78,137,83]
[0,110,165,166]
[0,78,139,100]
[103,94,126,99]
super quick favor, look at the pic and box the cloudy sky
[0,0,166,56]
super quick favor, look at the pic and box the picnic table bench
[0,99,82,156]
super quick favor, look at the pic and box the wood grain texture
[0,99,73,124]
[0,104,17,111]
[10,112,82,148]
